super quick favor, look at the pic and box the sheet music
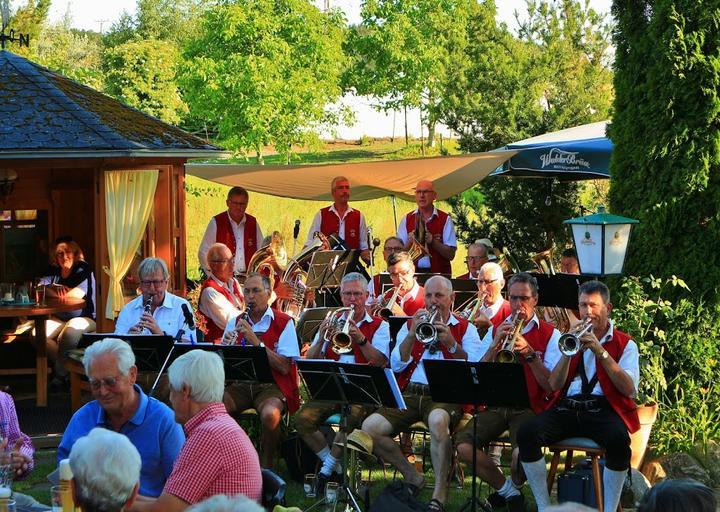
[384,368,407,410]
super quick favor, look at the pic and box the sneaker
[506,493,526,512]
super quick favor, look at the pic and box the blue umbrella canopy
[491,121,612,181]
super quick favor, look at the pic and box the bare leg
[258,398,284,469]
[362,413,423,487]
[456,441,506,490]
[427,408,451,504]
[302,430,330,454]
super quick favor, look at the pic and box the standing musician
[362,276,482,512]
[221,273,300,469]
[456,242,491,280]
[455,272,558,512]
[198,186,264,276]
[306,176,370,263]
[198,243,244,343]
[366,236,405,299]
[518,280,639,512]
[397,180,457,274]
[296,272,391,493]
[373,251,425,317]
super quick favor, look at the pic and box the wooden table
[0,297,85,406]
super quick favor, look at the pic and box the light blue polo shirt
[58,385,184,497]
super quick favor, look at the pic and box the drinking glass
[0,498,15,512]
[50,485,62,512]
[0,448,12,501]
[303,473,316,498]
[325,481,339,504]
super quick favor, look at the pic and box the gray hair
[83,338,135,377]
[579,280,611,304]
[69,428,141,512]
[342,272,368,289]
[425,275,453,294]
[207,243,232,261]
[479,262,504,284]
[467,242,489,257]
[507,272,538,297]
[187,494,265,512]
[168,350,225,403]
[245,272,272,292]
[331,175,349,193]
[138,257,170,281]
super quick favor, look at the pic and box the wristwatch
[448,340,459,354]
[357,337,368,347]
[524,351,538,363]
[258,341,266,348]
[599,350,609,360]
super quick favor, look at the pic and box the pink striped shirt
[163,402,262,504]
[0,391,34,478]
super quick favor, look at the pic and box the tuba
[275,232,329,319]
[495,311,525,363]
[246,231,288,287]
[530,247,572,333]
[409,212,430,260]
[558,318,593,357]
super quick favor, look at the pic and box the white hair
[479,262,505,285]
[425,275,453,293]
[342,271,368,289]
[187,494,265,512]
[69,428,141,512]
[83,338,135,377]
[168,350,224,403]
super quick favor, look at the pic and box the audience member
[637,479,717,512]
[69,428,141,512]
[186,495,264,512]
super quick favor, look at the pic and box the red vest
[214,212,258,265]
[324,316,384,364]
[521,320,558,413]
[489,300,513,329]
[199,277,244,344]
[320,206,362,249]
[371,274,382,298]
[396,315,469,390]
[550,328,640,433]
[259,309,301,414]
[405,210,453,274]
[400,286,425,316]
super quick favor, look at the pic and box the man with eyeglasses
[305,176,370,263]
[198,186,264,276]
[468,262,513,337]
[363,276,482,512]
[221,272,300,469]
[376,251,425,317]
[366,236,404,300]
[58,338,184,498]
[397,180,457,274]
[296,272,390,492]
[455,272,559,512]
[456,242,490,280]
[198,243,244,343]
[114,258,196,341]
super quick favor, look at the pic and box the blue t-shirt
[58,385,184,497]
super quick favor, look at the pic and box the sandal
[427,498,445,512]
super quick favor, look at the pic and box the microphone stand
[149,320,187,398]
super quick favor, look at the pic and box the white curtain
[104,170,158,319]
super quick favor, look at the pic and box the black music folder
[171,343,274,383]
[79,333,173,372]
[529,273,593,309]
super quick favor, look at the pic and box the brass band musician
[197,243,244,343]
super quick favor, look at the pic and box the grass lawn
[185,139,471,282]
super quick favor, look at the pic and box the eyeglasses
[466,256,486,261]
[140,279,167,287]
[209,258,233,264]
[89,375,122,390]
[389,269,412,278]
[227,200,247,207]
[243,287,267,295]
[477,279,498,285]
[509,295,534,303]
[415,189,433,195]
[341,291,365,297]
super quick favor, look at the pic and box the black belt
[557,394,609,412]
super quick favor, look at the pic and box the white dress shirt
[397,207,457,269]
[391,314,482,385]
[306,205,369,250]
[223,307,300,359]
[198,212,264,274]
[114,292,197,341]
[544,320,639,397]
[310,311,391,363]
[198,274,244,331]
[479,297,504,322]
[478,314,560,365]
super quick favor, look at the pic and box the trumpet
[495,311,525,363]
[370,286,402,320]
[455,292,486,321]
[319,307,354,354]
[558,318,594,357]
[415,306,440,352]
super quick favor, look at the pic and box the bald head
[414,180,437,209]
[207,243,233,282]
[424,275,454,317]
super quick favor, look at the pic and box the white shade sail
[185,151,517,201]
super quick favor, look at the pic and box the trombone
[495,311,525,363]
[558,318,594,357]
[455,292,486,321]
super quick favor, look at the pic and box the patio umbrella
[490,120,612,181]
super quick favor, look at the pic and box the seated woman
[37,237,96,387]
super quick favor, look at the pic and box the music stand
[170,343,274,383]
[424,360,529,512]
[295,307,340,346]
[529,273,592,309]
[298,360,405,511]
[79,333,174,372]
[387,315,411,352]
[415,273,451,286]
[451,279,481,310]
[306,250,359,289]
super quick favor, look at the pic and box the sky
[44,0,613,139]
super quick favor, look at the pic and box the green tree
[181,0,350,163]
[609,0,720,300]
[345,0,478,146]
[443,0,613,263]
[4,0,50,58]
[103,39,188,123]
